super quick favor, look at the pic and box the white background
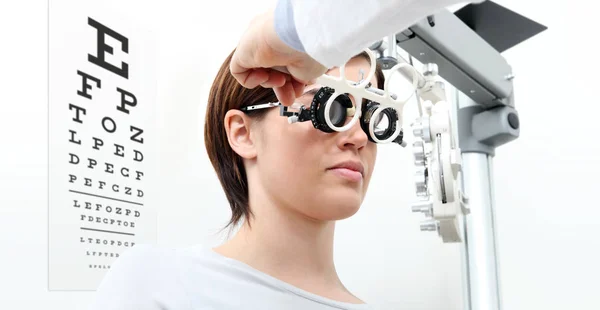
[1,0,598,309]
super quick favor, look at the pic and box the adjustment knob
[412,201,433,215]
[414,168,428,197]
[412,121,423,137]
[420,219,439,232]
[413,128,423,140]
[368,40,386,58]
[412,117,431,142]
[413,140,426,166]
[378,56,398,70]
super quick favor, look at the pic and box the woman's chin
[309,194,363,221]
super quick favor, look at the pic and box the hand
[230,9,328,106]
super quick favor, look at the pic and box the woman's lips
[328,167,363,182]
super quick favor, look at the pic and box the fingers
[260,70,287,88]
[245,70,271,88]
[230,53,254,87]
[291,79,305,98]
[268,77,306,106]
[273,82,296,107]
[231,67,287,89]
[230,48,305,106]
[231,54,290,90]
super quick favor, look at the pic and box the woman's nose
[337,113,369,150]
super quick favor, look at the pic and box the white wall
[1,0,598,309]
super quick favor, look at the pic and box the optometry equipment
[255,2,546,310]
[242,81,407,146]
[243,44,452,148]
[242,58,413,146]
[379,3,544,310]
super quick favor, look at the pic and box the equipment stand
[456,90,503,310]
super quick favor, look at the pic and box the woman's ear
[224,110,258,159]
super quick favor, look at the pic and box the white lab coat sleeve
[274,0,483,69]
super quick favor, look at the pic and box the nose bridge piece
[346,106,356,117]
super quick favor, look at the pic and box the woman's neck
[212,185,354,300]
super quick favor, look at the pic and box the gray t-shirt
[88,243,374,310]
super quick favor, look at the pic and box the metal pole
[456,89,502,310]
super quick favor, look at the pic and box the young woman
[88,49,386,310]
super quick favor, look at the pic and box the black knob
[507,113,519,130]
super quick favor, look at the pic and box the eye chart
[49,0,157,290]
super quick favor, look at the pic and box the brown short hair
[204,49,385,230]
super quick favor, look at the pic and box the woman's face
[253,56,378,221]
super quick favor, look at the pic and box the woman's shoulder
[100,243,179,277]
[103,242,214,281]
[87,243,203,310]
[116,243,179,265]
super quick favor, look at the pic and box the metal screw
[470,90,476,94]
[420,220,439,232]
[412,201,433,215]
[420,52,425,56]
[423,63,438,76]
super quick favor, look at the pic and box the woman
[88,49,385,310]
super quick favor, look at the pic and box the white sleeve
[86,244,190,310]
[275,0,483,69]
